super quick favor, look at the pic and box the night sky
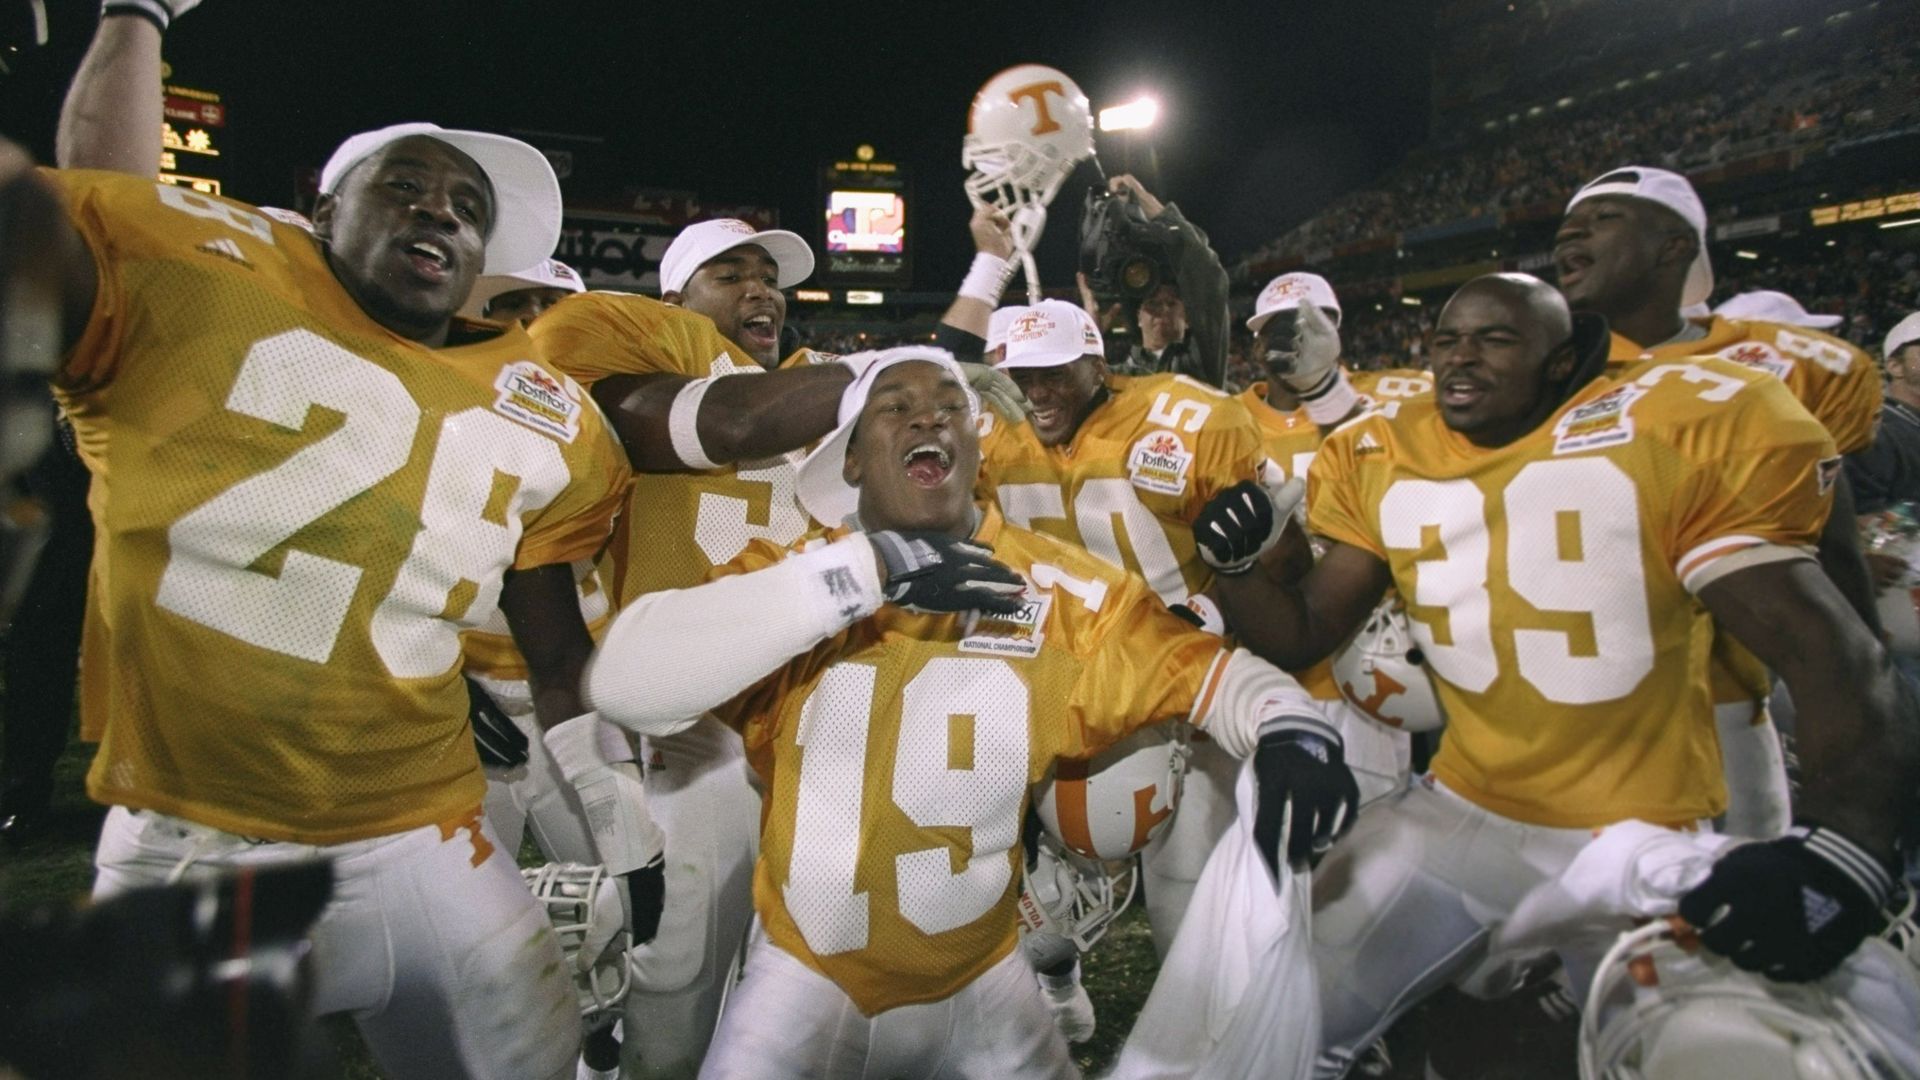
[2,0,1433,287]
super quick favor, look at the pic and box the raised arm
[56,8,172,173]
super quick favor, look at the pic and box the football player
[528,207,1026,1077]
[1556,166,1884,839]
[1240,271,1434,806]
[463,256,587,327]
[0,81,643,1080]
[950,297,1271,957]
[583,348,1355,1080]
[1198,273,1915,1078]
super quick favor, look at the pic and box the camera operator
[1096,175,1230,387]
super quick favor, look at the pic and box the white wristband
[668,377,722,471]
[543,712,612,783]
[958,252,1017,305]
[1302,369,1359,426]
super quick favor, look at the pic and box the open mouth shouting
[400,236,454,285]
[1438,372,1490,410]
[903,443,954,488]
[1554,248,1593,291]
[740,311,780,352]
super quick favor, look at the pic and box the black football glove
[1677,823,1897,982]
[1253,728,1360,875]
[1194,478,1304,577]
[621,853,666,946]
[467,677,529,769]
[869,530,1027,615]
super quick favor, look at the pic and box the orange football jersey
[1310,358,1834,827]
[1608,316,1878,707]
[979,372,1264,605]
[50,170,632,843]
[709,506,1236,1014]
[530,293,818,602]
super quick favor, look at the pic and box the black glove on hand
[1678,823,1897,982]
[1253,729,1360,876]
[869,530,1027,615]
[1194,479,1298,576]
[622,853,667,946]
[467,677,529,769]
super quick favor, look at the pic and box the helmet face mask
[962,64,1097,218]
[1016,832,1139,952]
[522,863,630,1017]
[1579,921,1918,1080]
[1334,600,1448,733]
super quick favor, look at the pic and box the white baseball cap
[1248,272,1343,333]
[320,122,563,276]
[658,219,815,295]
[1567,166,1714,308]
[1714,290,1842,330]
[997,300,1104,370]
[1886,312,1920,360]
[794,347,980,527]
[460,258,585,320]
[986,305,1027,352]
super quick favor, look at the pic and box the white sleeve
[586,534,886,735]
[1197,647,1341,759]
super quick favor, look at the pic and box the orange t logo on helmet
[1008,80,1067,135]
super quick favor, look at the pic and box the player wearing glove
[584,347,1343,1079]
[1679,823,1900,982]
[542,713,668,946]
[1259,298,1357,427]
[1199,273,1915,1078]
[1192,477,1306,578]
[1253,727,1361,874]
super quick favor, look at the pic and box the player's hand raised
[868,531,1027,615]
[1194,477,1304,576]
[960,361,1031,420]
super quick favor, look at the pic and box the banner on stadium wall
[1713,216,1782,241]
[1333,235,1397,260]
[1508,251,1554,273]
[1503,202,1561,226]
[557,213,672,292]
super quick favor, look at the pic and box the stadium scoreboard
[820,149,912,287]
[155,81,228,195]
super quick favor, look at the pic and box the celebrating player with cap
[584,346,1350,1079]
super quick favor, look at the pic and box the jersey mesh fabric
[978,371,1265,606]
[51,170,630,843]
[1309,357,1834,828]
[709,506,1232,1014]
[1607,316,1878,706]
[530,293,817,603]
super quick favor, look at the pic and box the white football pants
[1309,778,1602,1080]
[621,714,763,1079]
[472,673,598,864]
[700,933,1076,1080]
[93,804,579,1080]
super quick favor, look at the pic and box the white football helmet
[962,64,1096,221]
[1016,830,1139,952]
[1035,724,1187,861]
[522,862,630,1017]
[1579,920,1920,1080]
[1333,601,1446,733]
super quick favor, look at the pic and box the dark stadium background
[0,0,1433,288]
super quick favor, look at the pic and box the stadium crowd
[2,3,1918,1080]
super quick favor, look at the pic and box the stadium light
[1100,97,1160,132]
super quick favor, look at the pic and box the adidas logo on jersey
[196,237,251,267]
[1355,432,1384,456]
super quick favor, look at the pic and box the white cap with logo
[1567,166,1714,308]
[1714,290,1842,330]
[1885,312,1920,360]
[658,219,815,295]
[320,122,563,276]
[996,300,1105,370]
[986,305,1027,352]
[1248,272,1343,333]
[794,347,980,527]
[460,258,586,320]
